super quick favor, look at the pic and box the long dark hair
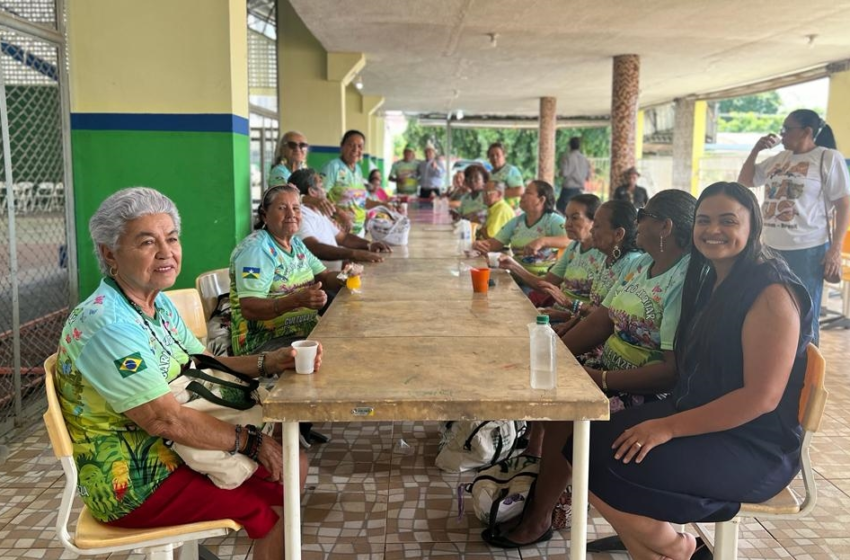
[788,109,837,149]
[674,182,790,371]
[602,200,639,255]
[529,180,556,214]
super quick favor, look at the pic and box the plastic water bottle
[458,219,473,253]
[528,315,557,389]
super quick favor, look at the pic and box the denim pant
[775,243,827,345]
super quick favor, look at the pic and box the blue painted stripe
[70,113,249,135]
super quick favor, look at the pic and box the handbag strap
[190,353,259,387]
[820,149,834,246]
[185,380,257,410]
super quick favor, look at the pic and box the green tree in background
[717,91,797,133]
[718,92,781,114]
[396,118,610,181]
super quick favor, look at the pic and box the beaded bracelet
[571,299,581,314]
[230,424,243,456]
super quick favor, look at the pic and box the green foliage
[718,92,781,115]
[717,113,785,133]
[396,118,610,180]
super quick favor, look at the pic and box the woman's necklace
[106,278,190,359]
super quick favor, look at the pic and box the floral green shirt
[56,279,205,522]
[229,230,326,355]
[320,158,367,234]
[548,241,603,307]
[494,212,567,276]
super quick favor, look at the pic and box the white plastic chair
[195,268,230,320]
[43,354,241,560]
[697,343,827,559]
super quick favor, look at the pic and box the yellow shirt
[484,199,516,238]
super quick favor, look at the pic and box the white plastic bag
[366,205,411,246]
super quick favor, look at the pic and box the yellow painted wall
[345,85,370,142]
[635,109,644,160]
[375,116,386,161]
[828,71,850,152]
[691,100,707,195]
[68,0,247,116]
[277,0,348,146]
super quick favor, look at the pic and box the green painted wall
[72,130,250,296]
[307,151,339,174]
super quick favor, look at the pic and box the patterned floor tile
[307,457,392,494]
[759,478,850,540]
[774,537,850,560]
[0,548,99,559]
[810,436,850,479]
[385,483,487,544]
[301,541,385,559]
[0,486,50,526]
[301,490,388,543]
[386,541,521,558]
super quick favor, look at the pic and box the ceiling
[281,0,850,118]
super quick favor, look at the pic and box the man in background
[556,136,592,213]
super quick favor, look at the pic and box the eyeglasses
[286,141,309,151]
[637,208,663,223]
[779,126,803,136]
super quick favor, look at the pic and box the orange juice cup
[470,267,490,293]
[346,275,362,290]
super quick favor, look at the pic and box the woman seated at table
[56,187,318,560]
[553,200,643,336]
[484,189,696,549]
[230,185,344,356]
[366,169,389,202]
[453,164,489,223]
[289,168,391,267]
[473,180,568,280]
[569,182,811,559]
[498,194,600,312]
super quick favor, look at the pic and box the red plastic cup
[470,267,490,293]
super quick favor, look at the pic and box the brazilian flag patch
[242,266,261,279]
[114,353,147,378]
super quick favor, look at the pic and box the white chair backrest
[163,288,207,341]
[195,268,230,320]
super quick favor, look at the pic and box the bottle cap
[536,315,549,325]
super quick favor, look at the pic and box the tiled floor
[2,274,850,557]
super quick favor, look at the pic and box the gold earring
[109,266,117,277]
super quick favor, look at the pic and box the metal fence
[0,3,72,440]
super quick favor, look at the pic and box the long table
[264,219,609,560]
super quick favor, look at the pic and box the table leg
[570,420,590,560]
[282,421,301,560]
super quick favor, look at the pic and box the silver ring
[634,442,643,448]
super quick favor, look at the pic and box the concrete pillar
[362,95,385,172]
[68,0,249,295]
[609,55,640,197]
[827,65,850,152]
[277,0,363,169]
[538,97,557,184]
[672,97,707,194]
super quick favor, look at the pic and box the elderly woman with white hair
[55,187,317,560]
